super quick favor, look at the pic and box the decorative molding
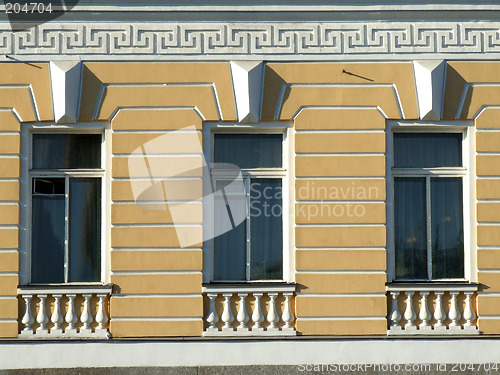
[49,61,82,124]
[230,61,264,123]
[413,60,446,121]
[2,22,500,60]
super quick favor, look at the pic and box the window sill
[203,282,296,294]
[386,282,479,293]
[18,284,113,295]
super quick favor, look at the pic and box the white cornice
[7,1,500,12]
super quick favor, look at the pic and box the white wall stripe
[296,224,386,228]
[110,317,201,322]
[111,223,202,228]
[295,130,386,133]
[295,176,385,180]
[112,294,201,298]
[296,270,386,274]
[112,247,202,252]
[296,316,385,321]
[296,247,386,250]
[296,153,385,156]
[477,269,500,273]
[112,270,202,275]
[296,293,386,297]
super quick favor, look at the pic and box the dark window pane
[214,134,282,169]
[33,178,65,195]
[213,221,247,281]
[33,134,101,169]
[394,133,462,168]
[213,180,247,281]
[31,194,65,283]
[431,178,464,279]
[249,178,283,280]
[68,178,101,282]
[394,177,427,279]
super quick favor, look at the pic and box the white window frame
[202,122,294,283]
[20,123,110,286]
[386,120,475,283]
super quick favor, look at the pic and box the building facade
[1,0,500,371]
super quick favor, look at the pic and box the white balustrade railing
[18,286,112,339]
[203,284,296,336]
[386,284,479,335]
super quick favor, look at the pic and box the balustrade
[386,284,479,335]
[203,285,296,336]
[18,286,112,338]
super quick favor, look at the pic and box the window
[211,133,285,281]
[30,133,103,284]
[392,132,465,280]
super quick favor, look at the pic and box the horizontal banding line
[111,247,203,253]
[112,201,201,205]
[112,293,201,298]
[295,270,385,274]
[110,317,201,322]
[295,130,385,133]
[111,270,202,275]
[296,316,385,321]
[295,176,385,180]
[112,177,202,181]
[477,269,500,273]
[111,223,202,228]
[295,224,386,227]
[296,293,386,297]
[115,153,203,158]
[296,200,384,203]
[295,246,386,250]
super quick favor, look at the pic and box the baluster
[388,292,401,330]
[449,292,460,329]
[403,292,416,330]
[65,294,77,334]
[80,294,93,335]
[251,293,264,332]
[95,294,109,335]
[419,292,431,330]
[281,292,294,332]
[21,295,34,335]
[267,292,279,331]
[463,292,476,329]
[221,293,234,331]
[205,293,219,332]
[50,294,63,335]
[434,292,445,330]
[236,293,249,331]
[36,294,49,334]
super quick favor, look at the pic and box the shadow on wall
[443,64,468,120]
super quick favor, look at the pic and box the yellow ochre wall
[2,61,500,338]
[0,63,53,337]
